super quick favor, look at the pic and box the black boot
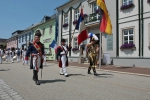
[33,70,36,81]
[87,67,92,74]
[93,68,98,76]
[34,70,40,85]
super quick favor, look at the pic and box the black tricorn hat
[35,30,42,37]
[61,38,66,42]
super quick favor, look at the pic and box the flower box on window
[62,23,68,28]
[95,9,100,13]
[120,43,136,51]
[84,14,88,18]
[120,3,135,10]
[72,48,79,52]
[73,20,78,25]
[148,0,150,3]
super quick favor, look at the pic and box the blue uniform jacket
[25,42,44,69]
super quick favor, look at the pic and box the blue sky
[0,0,68,39]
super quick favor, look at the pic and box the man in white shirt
[56,39,72,77]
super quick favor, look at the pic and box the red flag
[75,9,88,45]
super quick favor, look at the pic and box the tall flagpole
[99,31,102,69]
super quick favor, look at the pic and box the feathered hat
[88,33,99,42]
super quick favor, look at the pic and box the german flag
[97,0,112,35]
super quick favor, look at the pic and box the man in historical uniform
[25,30,44,85]
[56,39,72,77]
[86,33,99,76]
[0,48,4,64]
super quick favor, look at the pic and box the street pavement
[0,61,150,100]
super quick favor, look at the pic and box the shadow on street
[40,79,66,84]
[68,74,86,77]
[94,73,114,78]
[0,69,10,71]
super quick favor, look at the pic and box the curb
[69,65,150,77]
[47,62,150,77]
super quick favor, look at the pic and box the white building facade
[56,0,117,63]
[113,0,150,68]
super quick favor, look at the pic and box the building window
[65,38,68,46]
[22,35,24,42]
[122,29,134,44]
[64,13,68,24]
[74,37,78,48]
[92,2,100,20]
[123,0,132,6]
[19,37,21,43]
[25,34,27,42]
[42,28,45,36]
[29,33,31,41]
[74,9,80,20]
[50,26,52,34]
[148,23,150,45]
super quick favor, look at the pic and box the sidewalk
[47,61,150,75]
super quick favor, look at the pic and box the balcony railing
[85,13,100,24]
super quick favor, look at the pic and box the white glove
[60,51,65,54]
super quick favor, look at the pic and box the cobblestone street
[0,62,150,100]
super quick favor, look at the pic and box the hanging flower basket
[63,23,68,28]
[73,20,78,25]
[95,9,100,13]
[72,48,79,52]
[147,0,150,3]
[120,43,136,51]
[120,3,135,10]
[84,14,88,18]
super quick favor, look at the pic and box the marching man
[22,48,27,65]
[86,33,99,76]
[5,49,9,62]
[0,48,4,64]
[25,30,44,85]
[56,39,72,77]
[10,48,15,63]
[16,48,21,62]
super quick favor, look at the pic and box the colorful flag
[97,0,112,35]
[49,40,57,49]
[75,8,88,45]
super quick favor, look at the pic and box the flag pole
[70,5,84,43]
[99,31,102,69]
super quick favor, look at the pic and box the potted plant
[95,9,100,13]
[84,14,88,18]
[62,23,68,28]
[120,43,136,51]
[73,20,78,25]
[120,3,135,10]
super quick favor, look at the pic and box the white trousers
[5,55,9,62]
[0,56,2,64]
[11,56,14,62]
[6,55,10,61]
[32,55,41,71]
[17,56,20,62]
[60,55,67,75]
